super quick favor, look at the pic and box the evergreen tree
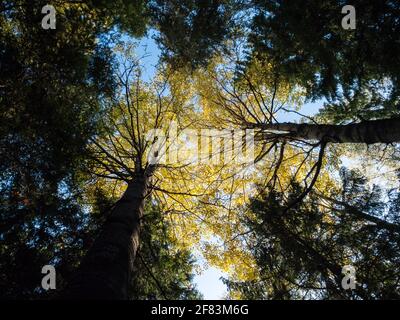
[248,0,400,122]
[223,169,400,299]
[130,202,202,300]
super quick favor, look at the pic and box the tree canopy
[1,0,399,300]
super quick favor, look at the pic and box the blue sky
[194,266,227,300]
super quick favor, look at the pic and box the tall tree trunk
[251,117,400,144]
[62,170,152,299]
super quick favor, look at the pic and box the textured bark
[253,118,400,144]
[62,170,152,299]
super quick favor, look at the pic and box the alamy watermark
[41,265,56,290]
[39,4,355,32]
[341,265,357,290]
[342,5,356,30]
[41,5,56,30]
[146,122,255,166]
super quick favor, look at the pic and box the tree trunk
[62,170,152,299]
[252,117,400,144]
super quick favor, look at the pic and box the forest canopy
[1,0,399,300]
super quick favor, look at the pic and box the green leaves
[224,171,400,299]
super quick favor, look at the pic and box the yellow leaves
[86,44,353,287]
[202,241,258,281]
[57,2,89,15]
[185,54,307,130]
[167,213,202,250]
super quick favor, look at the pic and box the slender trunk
[252,117,400,144]
[62,170,152,299]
